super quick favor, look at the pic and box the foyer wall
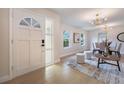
[0,9,9,78]
[60,23,88,57]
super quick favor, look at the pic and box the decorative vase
[103,39,110,57]
[103,46,109,57]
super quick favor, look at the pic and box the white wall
[108,26,124,54]
[0,9,10,82]
[31,9,89,59]
[87,26,124,54]
[60,23,88,57]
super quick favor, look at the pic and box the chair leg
[117,61,121,71]
[93,50,95,55]
[97,58,100,68]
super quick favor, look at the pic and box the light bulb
[104,17,108,21]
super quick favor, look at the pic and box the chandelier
[90,13,108,25]
[104,24,112,31]
[104,24,108,30]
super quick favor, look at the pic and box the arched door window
[19,17,41,28]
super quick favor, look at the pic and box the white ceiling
[50,8,124,31]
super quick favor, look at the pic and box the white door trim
[9,8,13,80]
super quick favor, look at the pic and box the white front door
[12,9,44,77]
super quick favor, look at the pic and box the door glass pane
[33,23,41,28]
[19,20,29,26]
[46,21,52,34]
[45,19,53,66]
[32,18,37,25]
[45,35,52,49]
[45,51,52,65]
[24,18,31,26]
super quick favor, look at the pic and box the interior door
[12,9,44,77]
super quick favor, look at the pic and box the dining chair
[99,42,105,51]
[92,42,101,54]
[111,43,122,57]
[114,43,117,50]
[110,42,117,50]
[95,42,100,48]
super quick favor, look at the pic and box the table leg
[117,61,121,71]
[97,58,100,68]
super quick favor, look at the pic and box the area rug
[67,57,124,84]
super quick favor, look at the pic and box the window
[63,31,70,48]
[98,32,107,42]
[19,17,41,28]
[80,33,84,46]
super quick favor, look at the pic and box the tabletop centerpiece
[102,24,112,57]
[103,39,112,57]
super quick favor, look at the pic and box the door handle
[41,39,45,47]
[41,44,45,47]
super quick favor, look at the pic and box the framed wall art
[73,33,80,43]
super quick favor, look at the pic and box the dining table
[95,53,121,71]
[94,41,121,71]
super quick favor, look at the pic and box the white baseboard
[60,50,82,58]
[0,75,10,83]
[55,59,60,63]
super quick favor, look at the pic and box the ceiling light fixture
[104,24,108,31]
[90,13,107,25]
[103,24,112,31]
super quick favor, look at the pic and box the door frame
[9,8,13,80]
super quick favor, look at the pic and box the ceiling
[50,8,124,31]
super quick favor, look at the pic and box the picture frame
[73,33,80,43]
